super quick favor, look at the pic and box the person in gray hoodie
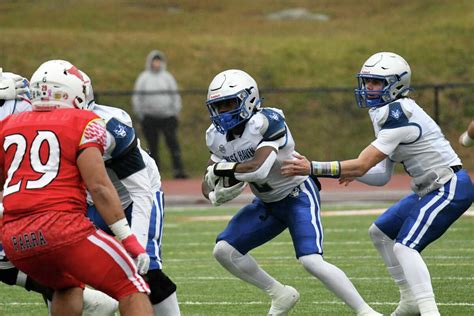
[132,50,188,179]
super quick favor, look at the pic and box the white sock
[393,243,439,314]
[83,287,118,316]
[213,240,277,291]
[299,254,368,313]
[153,291,181,316]
[15,270,28,287]
[369,225,416,298]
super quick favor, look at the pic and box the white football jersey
[206,107,307,203]
[141,147,162,191]
[0,98,32,119]
[369,98,461,178]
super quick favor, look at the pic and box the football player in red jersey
[0,60,153,316]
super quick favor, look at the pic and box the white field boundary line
[3,301,472,307]
[173,276,474,281]
[178,209,474,222]
[179,301,474,306]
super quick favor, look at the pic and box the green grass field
[1,1,473,176]
[1,205,473,315]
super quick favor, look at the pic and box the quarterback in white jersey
[202,69,380,316]
[283,52,473,316]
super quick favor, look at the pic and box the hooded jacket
[132,50,182,119]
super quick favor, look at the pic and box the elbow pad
[235,151,277,182]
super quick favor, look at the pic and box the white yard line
[177,209,474,222]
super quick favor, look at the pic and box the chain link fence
[95,83,474,177]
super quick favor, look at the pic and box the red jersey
[0,108,106,258]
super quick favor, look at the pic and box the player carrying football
[202,69,381,315]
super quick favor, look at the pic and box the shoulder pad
[205,124,218,148]
[260,108,286,141]
[106,117,136,158]
[380,101,411,130]
[94,104,133,126]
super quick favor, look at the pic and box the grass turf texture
[1,1,473,177]
[1,205,472,315]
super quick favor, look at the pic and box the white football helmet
[30,60,88,111]
[79,69,95,110]
[206,69,261,134]
[354,52,411,108]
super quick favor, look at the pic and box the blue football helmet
[206,69,261,134]
[354,52,411,108]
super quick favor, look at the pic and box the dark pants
[141,115,187,178]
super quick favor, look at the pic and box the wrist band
[214,162,239,177]
[108,218,132,241]
[310,161,341,178]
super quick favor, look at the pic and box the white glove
[120,233,150,275]
[134,253,151,275]
[204,164,219,190]
[208,178,247,206]
[0,74,29,100]
[459,131,473,147]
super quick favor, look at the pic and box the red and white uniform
[0,108,149,297]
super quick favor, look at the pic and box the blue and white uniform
[206,107,323,257]
[0,90,32,270]
[364,98,473,251]
[86,104,164,270]
[0,98,31,118]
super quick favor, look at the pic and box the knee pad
[368,223,391,244]
[298,254,324,272]
[213,240,235,263]
[0,267,19,286]
[146,269,177,305]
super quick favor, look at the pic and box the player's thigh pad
[216,198,286,255]
[0,267,20,286]
[146,269,177,304]
[397,171,473,251]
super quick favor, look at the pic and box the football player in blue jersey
[282,52,474,316]
[202,69,381,316]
